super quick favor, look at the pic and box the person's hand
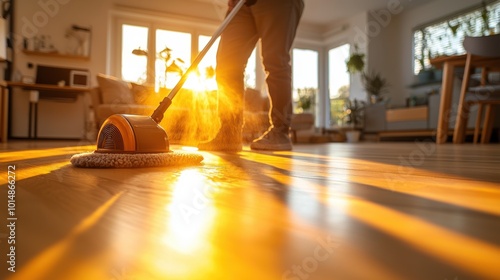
[228,0,257,8]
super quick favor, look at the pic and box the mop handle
[151,0,247,123]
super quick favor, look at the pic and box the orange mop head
[70,115,203,168]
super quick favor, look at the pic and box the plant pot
[345,130,361,143]
[417,69,434,83]
[433,69,443,81]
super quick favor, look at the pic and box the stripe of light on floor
[238,151,500,216]
[262,165,500,280]
[8,191,125,280]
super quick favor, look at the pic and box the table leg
[0,86,7,143]
[28,101,33,139]
[436,62,455,144]
[34,103,38,139]
[29,90,39,139]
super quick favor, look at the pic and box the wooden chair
[453,34,500,144]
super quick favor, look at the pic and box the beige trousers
[216,0,304,132]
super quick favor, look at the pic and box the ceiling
[191,0,437,26]
[302,0,392,25]
[301,0,437,26]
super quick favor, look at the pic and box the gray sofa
[364,93,500,141]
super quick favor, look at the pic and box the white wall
[368,0,479,107]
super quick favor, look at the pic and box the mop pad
[70,151,203,168]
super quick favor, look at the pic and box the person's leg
[249,0,304,151]
[198,5,259,151]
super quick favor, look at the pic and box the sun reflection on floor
[163,169,216,255]
[2,142,500,280]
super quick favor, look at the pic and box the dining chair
[453,34,500,144]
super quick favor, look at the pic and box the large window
[118,22,221,91]
[155,30,191,89]
[292,49,318,114]
[413,0,500,74]
[198,35,219,91]
[121,24,148,84]
[328,44,350,126]
[245,48,257,89]
[118,21,258,92]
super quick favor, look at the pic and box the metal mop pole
[151,0,247,124]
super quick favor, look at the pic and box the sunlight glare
[184,71,208,92]
[181,146,199,152]
[163,169,215,255]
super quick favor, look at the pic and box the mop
[71,0,248,168]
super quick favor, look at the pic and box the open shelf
[22,50,90,61]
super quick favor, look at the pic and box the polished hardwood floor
[0,140,499,280]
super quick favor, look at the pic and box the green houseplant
[346,45,365,74]
[362,71,390,104]
[343,99,365,128]
[296,88,315,113]
[342,99,365,142]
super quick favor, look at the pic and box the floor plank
[0,140,499,280]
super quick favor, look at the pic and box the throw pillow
[131,82,155,105]
[96,74,134,104]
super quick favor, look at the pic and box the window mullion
[147,26,156,85]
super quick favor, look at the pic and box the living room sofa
[90,74,315,144]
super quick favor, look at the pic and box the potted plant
[342,98,365,142]
[362,71,390,104]
[415,30,436,83]
[296,88,315,113]
[346,45,365,74]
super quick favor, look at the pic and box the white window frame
[109,7,221,85]
[292,43,324,128]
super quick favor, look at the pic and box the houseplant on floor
[296,87,315,113]
[362,71,390,104]
[342,99,365,142]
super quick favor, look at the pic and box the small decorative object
[346,44,365,74]
[65,24,91,56]
[21,75,35,84]
[345,129,361,143]
[362,71,390,104]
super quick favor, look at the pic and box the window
[328,44,350,126]
[292,49,318,114]
[118,20,259,93]
[121,24,148,84]
[198,35,219,91]
[118,20,221,92]
[155,29,191,89]
[413,1,500,74]
[245,48,257,89]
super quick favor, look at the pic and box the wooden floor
[1,140,499,280]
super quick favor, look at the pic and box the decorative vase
[345,130,361,143]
